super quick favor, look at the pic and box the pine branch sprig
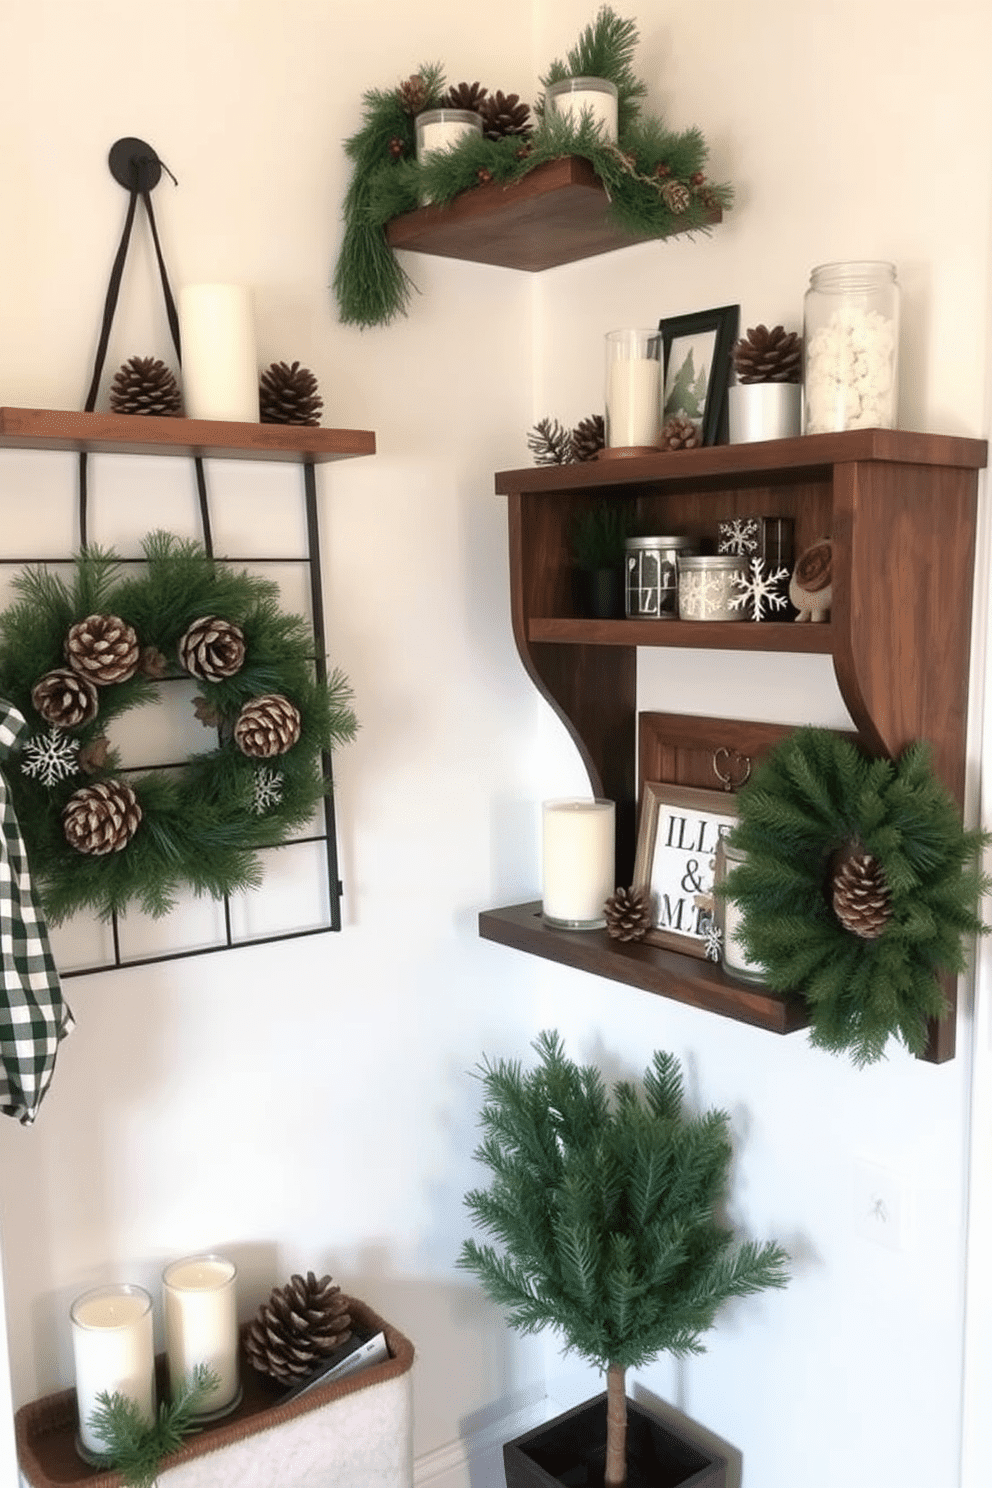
[87,1365,221,1488]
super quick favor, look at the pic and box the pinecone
[66,613,141,685]
[62,779,142,855]
[831,845,893,940]
[397,73,429,115]
[659,415,702,451]
[661,180,691,213]
[527,416,573,466]
[178,616,247,681]
[245,1272,352,1387]
[604,886,652,942]
[441,81,487,113]
[571,413,605,462]
[479,91,532,140]
[733,325,803,384]
[31,668,99,728]
[109,356,183,417]
[78,734,111,775]
[234,694,302,758]
[259,361,323,426]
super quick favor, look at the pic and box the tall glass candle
[542,798,615,930]
[178,284,258,422]
[71,1284,155,1460]
[162,1253,240,1417]
[547,77,618,141]
[605,329,662,449]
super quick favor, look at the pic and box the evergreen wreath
[333,6,731,328]
[0,532,358,924]
[720,728,990,1066]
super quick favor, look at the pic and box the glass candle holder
[542,798,615,930]
[162,1253,241,1419]
[605,329,662,450]
[71,1283,155,1462]
[714,837,768,984]
[547,77,618,141]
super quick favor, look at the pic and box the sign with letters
[633,783,739,957]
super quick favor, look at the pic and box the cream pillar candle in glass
[547,77,618,142]
[415,109,483,203]
[542,798,615,930]
[162,1253,241,1418]
[605,329,662,450]
[714,838,768,984]
[70,1284,155,1461]
[178,284,259,422]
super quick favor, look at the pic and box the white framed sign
[633,782,738,957]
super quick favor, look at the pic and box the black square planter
[503,1393,726,1488]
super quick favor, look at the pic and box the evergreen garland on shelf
[720,728,990,1066]
[0,532,358,924]
[333,6,732,329]
[87,1365,220,1488]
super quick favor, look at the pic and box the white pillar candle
[162,1254,240,1416]
[547,77,619,142]
[542,798,615,930]
[178,284,258,423]
[605,329,662,448]
[415,109,482,158]
[70,1284,155,1459]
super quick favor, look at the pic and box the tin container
[625,536,699,619]
[677,554,748,621]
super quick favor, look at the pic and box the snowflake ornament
[729,558,790,621]
[251,766,284,815]
[718,517,760,556]
[21,727,80,787]
[700,914,723,962]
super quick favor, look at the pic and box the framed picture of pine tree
[659,303,739,446]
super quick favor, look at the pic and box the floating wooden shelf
[481,428,989,1062]
[385,156,721,272]
[0,407,376,464]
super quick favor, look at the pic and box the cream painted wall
[1,3,992,1488]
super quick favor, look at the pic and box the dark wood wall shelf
[479,428,988,1062]
[385,156,721,273]
[0,407,376,463]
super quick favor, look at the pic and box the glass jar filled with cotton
[803,261,900,432]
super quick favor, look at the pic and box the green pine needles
[459,1031,788,1486]
[0,532,358,924]
[333,7,731,328]
[88,1365,220,1488]
[721,728,991,1066]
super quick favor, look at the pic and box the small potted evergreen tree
[569,501,633,619]
[458,1031,789,1488]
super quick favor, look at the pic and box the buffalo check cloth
[0,701,73,1123]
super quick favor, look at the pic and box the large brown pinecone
[572,413,605,463]
[259,361,324,426]
[831,845,892,940]
[604,886,652,942]
[31,668,99,728]
[441,81,487,113]
[245,1272,353,1386]
[659,415,702,451]
[479,91,532,140]
[66,613,141,685]
[397,73,429,116]
[234,694,302,758]
[109,355,183,417]
[178,616,247,681]
[733,325,803,384]
[62,779,142,855]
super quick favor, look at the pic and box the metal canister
[677,554,748,621]
[624,536,699,619]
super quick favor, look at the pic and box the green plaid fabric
[0,701,73,1124]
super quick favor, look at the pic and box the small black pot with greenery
[570,502,633,618]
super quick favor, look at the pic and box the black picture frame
[659,304,739,446]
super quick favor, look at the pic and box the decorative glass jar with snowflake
[676,555,748,621]
[803,261,900,433]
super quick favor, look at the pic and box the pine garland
[0,533,358,924]
[87,1365,220,1488]
[720,728,991,1065]
[333,7,731,328]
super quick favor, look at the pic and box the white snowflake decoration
[679,568,730,619]
[718,517,760,556]
[21,727,80,787]
[700,913,723,963]
[251,767,284,815]
[729,558,790,621]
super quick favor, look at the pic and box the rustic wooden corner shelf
[479,428,988,1062]
[385,156,721,272]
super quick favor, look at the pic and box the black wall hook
[108,137,175,193]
